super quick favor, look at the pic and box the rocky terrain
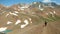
[0,2,60,34]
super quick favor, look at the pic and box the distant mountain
[29,2,43,8]
[43,2,57,8]
[29,2,58,8]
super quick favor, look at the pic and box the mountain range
[0,1,60,34]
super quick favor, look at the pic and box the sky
[0,0,60,6]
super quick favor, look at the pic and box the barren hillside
[0,2,60,34]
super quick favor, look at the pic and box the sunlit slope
[0,2,60,34]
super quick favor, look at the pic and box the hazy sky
[0,0,60,6]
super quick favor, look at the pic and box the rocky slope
[0,2,60,34]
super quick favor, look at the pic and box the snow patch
[20,8,24,10]
[50,12,53,14]
[20,6,28,10]
[34,2,37,4]
[5,14,9,17]
[15,20,21,25]
[40,8,44,11]
[21,19,29,28]
[53,11,56,14]
[29,18,32,23]
[14,11,19,13]
[0,27,7,32]
[39,5,41,8]
[9,12,18,16]
[7,21,12,24]
[39,5,44,11]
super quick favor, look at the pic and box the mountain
[29,2,58,8]
[0,2,60,34]
[43,2,57,8]
[29,2,44,8]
